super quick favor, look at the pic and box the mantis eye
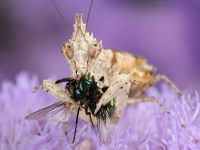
[62,43,74,60]
[89,41,102,59]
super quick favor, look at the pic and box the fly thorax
[73,75,93,100]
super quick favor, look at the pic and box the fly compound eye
[62,43,74,60]
[89,41,102,59]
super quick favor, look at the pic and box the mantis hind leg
[127,96,170,114]
[129,74,182,98]
[151,74,182,95]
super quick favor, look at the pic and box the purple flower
[0,73,200,150]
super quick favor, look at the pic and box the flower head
[0,73,200,149]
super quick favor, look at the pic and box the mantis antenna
[86,0,94,30]
[51,0,95,30]
[51,0,67,28]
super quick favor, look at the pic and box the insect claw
[177,89,183,96]
[94,105,101,114]
[32,85,43,93]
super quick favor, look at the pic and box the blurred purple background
[0,0,200,90]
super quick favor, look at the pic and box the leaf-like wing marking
[25,102,72,122]
[95,74,132,115]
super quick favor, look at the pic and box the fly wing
[97,110,112,143]
[25,102,72,122]
[95,74,132,142]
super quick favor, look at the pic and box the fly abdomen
[74,88,82,99]
[96,99,116,121]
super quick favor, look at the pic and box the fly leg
[85,102,95,127]
[55,77,73,84]
[72,107,80,143]
[55,77,75,92]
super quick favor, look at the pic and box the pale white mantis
[26,14,181,143]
